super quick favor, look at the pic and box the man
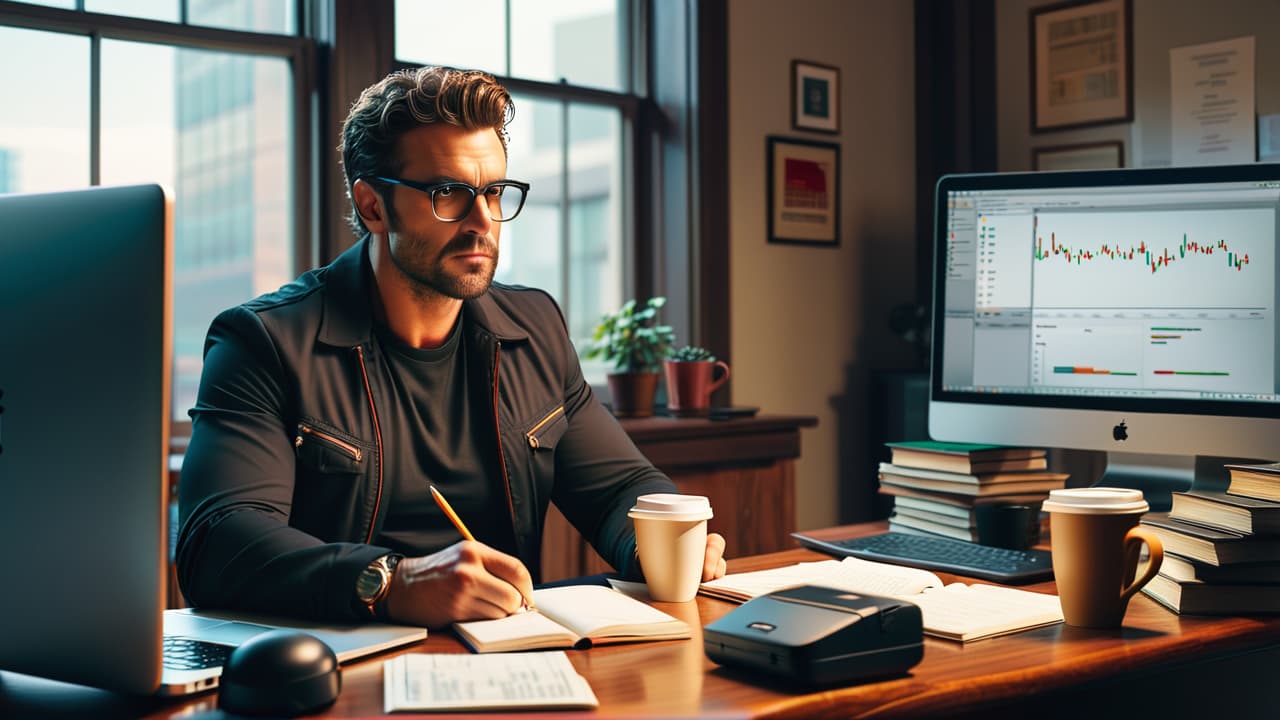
[176,66,726,629]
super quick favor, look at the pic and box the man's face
[382,123,507,301]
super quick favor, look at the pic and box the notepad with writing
[700,557,1063,642]
[452,584,691,653]
[383,652,598,712]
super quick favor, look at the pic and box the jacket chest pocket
[293,419,374,539]
[524,404,567,451]
[295,422,366,474]
[523,404,567,484]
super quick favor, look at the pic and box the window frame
[376,0,730,396]
[1,0,732,437]
[0,0,319,441]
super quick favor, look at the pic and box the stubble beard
[388,230,498,302]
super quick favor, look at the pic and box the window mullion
[89,30,100,186]
[559,98,571,320]
[504,0,512,78]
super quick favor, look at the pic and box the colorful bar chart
[1152,370,1230,376]
[1052,366,1138,376]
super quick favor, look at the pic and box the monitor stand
[1096,452,1254,512]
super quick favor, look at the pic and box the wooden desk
[7,522,1277,719]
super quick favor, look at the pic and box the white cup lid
[1041,487,1149,515]
[628,493,713,521]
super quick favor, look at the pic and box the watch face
[356,564,388,604]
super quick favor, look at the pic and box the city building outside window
[0,0,307,423]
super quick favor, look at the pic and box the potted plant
[584,297,676,418]
[664,345,730,417]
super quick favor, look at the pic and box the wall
[728,0,917,532]
[997,0,1280,171]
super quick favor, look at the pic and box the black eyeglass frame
[367,176,531,222]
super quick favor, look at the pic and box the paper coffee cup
[1042,487,1149,515]
[629,494,713,602]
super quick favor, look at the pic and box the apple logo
[1112,420,1128,442]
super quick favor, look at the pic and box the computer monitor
[929,163,1280,510]
[0,184,172,693]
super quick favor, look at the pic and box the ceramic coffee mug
[1042,488,1163,628]
[664,360,730,417]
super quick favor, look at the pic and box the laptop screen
[0,184,172,694]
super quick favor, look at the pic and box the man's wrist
[355,552,403,619]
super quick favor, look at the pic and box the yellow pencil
[429,484,532,611]
[429,484,476,541]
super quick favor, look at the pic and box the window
[0,1,311,422]
[394,0,635,381]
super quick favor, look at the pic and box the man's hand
[703,532,727,581]
[381,541,534,629]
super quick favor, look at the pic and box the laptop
[0,185,425,697]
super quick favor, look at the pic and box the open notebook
[453,585,690,653]
[700,557,1063,642]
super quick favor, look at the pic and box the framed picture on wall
[767,136,840,247]
[1033,141,1124,171]
[792,60,840,133]
[1030,0,1133,132]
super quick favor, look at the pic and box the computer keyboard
[791,531,1054,584]
[163,636,234,671]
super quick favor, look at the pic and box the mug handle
[706,361,731,394]
[1118,526,1164,605]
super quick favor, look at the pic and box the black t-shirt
[371,317,515,557]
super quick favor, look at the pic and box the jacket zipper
[491,342,518,531]
[356,346,384,544]
[295,424,363,462]
[524,405,565,449]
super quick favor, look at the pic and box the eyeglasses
[369,176,530,222]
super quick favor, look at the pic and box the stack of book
[879,441,1068,542]
[1139,461,1280,615]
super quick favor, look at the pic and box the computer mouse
[218,629,341,717]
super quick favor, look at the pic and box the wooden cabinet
[539,414,817,581]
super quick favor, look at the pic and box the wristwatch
[355,553,403,619]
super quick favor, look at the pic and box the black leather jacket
[176,237,675,621]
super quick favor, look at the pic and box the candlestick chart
[1027,208,1273,311]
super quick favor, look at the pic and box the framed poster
[1033,141,1124,171]
[1030,0,1132,132]
[767,136,840,247]
[791,60,840,134]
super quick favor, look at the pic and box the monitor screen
[929,164,1280,505]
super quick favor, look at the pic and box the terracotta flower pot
[664,360,730,417]
[606,371,660,418]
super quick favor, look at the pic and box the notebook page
[384,652,598,712]
[533,585,688,637]
[903,584,1063,642]
[453,609,577,650]
[701,557,942,601]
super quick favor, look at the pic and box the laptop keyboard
[163,636,234,671]
[792,531,1054,584]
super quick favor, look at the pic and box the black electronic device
[703,585,923,687]
[218,629,341,717]
[793,531,1054,583]
[708,406,759,420]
